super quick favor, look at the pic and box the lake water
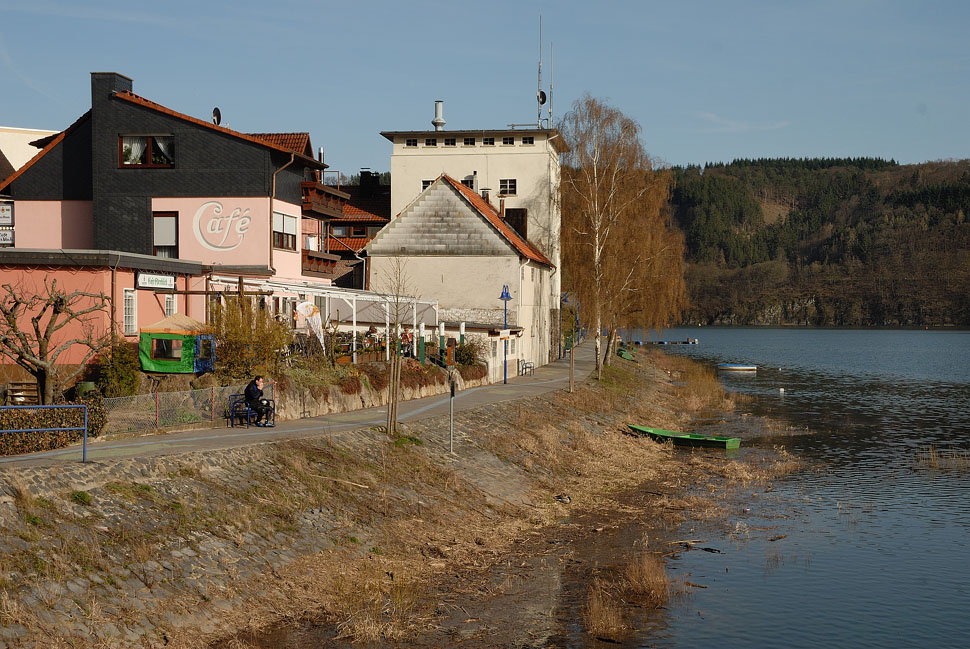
[642,328,970,648]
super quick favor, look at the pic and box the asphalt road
[0,342,597,469]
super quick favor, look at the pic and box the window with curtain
[272,212,297,250]
[165,294,177,317]
[153,212,178,257]
[120,135,174,167]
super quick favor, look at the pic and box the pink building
[0,73,350,388]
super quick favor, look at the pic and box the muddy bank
[0,350,799,648]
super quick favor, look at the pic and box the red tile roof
[443,175,554,267]
[0,111,92,193]
[327,236,371,253]
[248,132,312,157]
[114,91,324,167]
[340,203,390,222]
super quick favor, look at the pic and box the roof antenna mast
[538,16,542,128]
[549,41,554,126]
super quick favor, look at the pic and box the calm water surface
[644,328,970,648]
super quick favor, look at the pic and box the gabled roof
[442,175,554,267]
[114,91,325,168]
[0,111,92,193]
[248,132,313,158]
[367,174,553,267]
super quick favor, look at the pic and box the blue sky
[1,0,967,173]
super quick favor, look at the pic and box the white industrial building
[374,102,567,376]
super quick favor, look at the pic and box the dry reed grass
[582,578,628,640]
[623,552,670,607]
[331,559,432,643]
[916,446,970,471]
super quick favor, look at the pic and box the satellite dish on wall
[212,107,222,126]
[537,90,547,106]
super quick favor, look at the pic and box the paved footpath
[0,342,598,469]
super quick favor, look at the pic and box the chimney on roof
[360,170,379,193]
[91,72,133,104]
[432,100,446,131]
[499,198,505,218]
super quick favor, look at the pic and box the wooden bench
[226,393,276,428]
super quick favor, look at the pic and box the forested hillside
[669,158,970,326]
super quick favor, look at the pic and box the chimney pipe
[500,198,505,218]
[432,100,446,131]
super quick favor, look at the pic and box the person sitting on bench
[244,375,274,427]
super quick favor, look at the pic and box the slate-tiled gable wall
[10,119,93,201]
[86,73,305,253]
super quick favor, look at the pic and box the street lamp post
[559,292,568,359]
[499,285,512,384]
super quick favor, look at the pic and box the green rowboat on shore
[627,424,741,450]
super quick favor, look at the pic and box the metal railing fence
[103,383,275,435]
[0,404,90,461]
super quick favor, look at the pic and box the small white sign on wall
[0,203,13,226]
[0,230,13,247]
[136,273,175,290]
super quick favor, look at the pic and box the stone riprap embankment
[0,388,595,649]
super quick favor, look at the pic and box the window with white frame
[405,138,417,147]
[483,137,495,146]
[463,137,475,146]
[491,340,497,358]
[502,136,514,145]
[272,212,297,250]
[511,338,516,354]
[425,138,437,147]
[461,176,474,189]
[499,178,517,196]
[123,288,137,335]
[153,212,178,258]
[422,179,433,191]
[165,293,177,317]
[444,138,456,146]
[522,136,534,145]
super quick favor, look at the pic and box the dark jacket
[244,380,263,407]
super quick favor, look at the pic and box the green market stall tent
[139,314,214,373]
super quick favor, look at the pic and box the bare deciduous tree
[0,276,111,404]
[375,257,415,436]
[561,94,686,377]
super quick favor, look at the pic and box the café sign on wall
[136,273,176,290]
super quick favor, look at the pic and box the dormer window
[120,135,174,167]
